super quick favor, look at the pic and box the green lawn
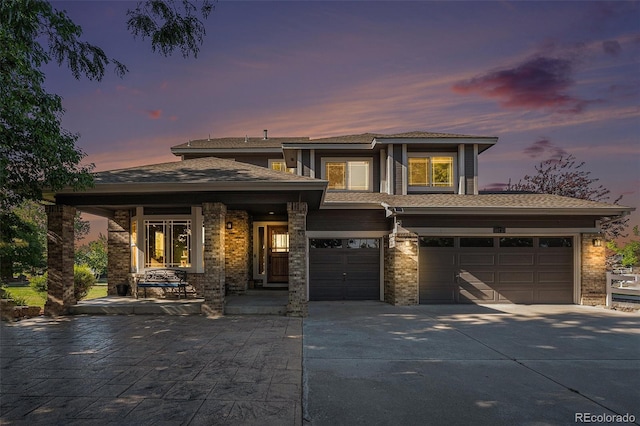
[4,285,108,308]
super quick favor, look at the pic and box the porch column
[108,210,131,295]
[384,232,419,306]
[287,202,308,317]
[225,210,249,294]
[202,202,226,316]
[44,205,76,316]
[580,233,606,305]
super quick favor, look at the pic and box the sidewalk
[1,315,302,425]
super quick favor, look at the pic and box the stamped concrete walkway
[1,315,302,425]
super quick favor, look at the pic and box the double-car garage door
[309,238,380,301]
[419,236,574,304]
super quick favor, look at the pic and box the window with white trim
[408,154,455,189]
[322,158,372,191]
[269,159,296,174]
[144,220,192,268]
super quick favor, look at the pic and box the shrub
[30,273,48,293]
[29,265,97,301]
[74,264,96,301]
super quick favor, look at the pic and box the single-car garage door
[419,236,573,304]
[309,238,380,301]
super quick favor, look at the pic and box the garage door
[419,236,573,304]
[309,238,380,301]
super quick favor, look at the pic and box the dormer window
[322,158,372,191]
[408,154,455,190]
[269,159,296,174]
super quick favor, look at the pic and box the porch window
[144,220,192,268]
[322,158,372,191]
[131,219,138,271]
[408,154,455,189]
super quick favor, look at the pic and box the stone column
[44,205,76,316]
[384,232,419,306]
[108,210,131,295]
[287,202,308,317]
[225,210,249,294]
[202,202,226,316]
[580,233,606,305]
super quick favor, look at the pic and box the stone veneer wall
[287,202,308,317]
[44,205,76,316]
[108,210,131,296]
[384,232,419,306]
[202,202,226,316]
[225,210,249,294]
[580,233,606,305]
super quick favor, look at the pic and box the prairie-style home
[43,130,633,316]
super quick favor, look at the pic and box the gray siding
[393,145,403,195]
[464,145,475,194]
[307,210,391,232]
[302,150,312,177]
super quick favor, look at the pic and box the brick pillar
[225,210,249,294]
[44,205,76,316]
[202,202,226,316]
[108,210,131,295]
[580,233,606,305]
[384,232,418,306]
[287,202,308,317]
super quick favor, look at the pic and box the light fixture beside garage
[226,221,233,230]
[592,237,603,247]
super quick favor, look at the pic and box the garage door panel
[498,289,535,303]
[538,252,572,266]
[459,288,495,302]
[498,253,535,266]
[538,270,572,284]
[536,289,573,303]
[498,271,535,284]
[459,271,494,284]
[422,252,456,266]
[459,254,495,266]
[420,287,456,303]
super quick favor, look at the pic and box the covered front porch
[42,157,327,317]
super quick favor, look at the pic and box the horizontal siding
[307,210,391,232]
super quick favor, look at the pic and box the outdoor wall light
[592,238,602,247]
[226,221,233,230]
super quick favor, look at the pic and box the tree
[1,0,213,213]
[0,211,46,282]
[607,226,640,268]
[507,154,628,240]
[75,234,108,278]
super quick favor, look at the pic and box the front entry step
[70,297,203,315]
[225,290,288,315]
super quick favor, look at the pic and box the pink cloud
[146,109,162,120]
[452,56,596,113]
[523,138,568,160]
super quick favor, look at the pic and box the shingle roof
[323,192,633,212]
[172,137,309,150]
[307,131,496,144]
[94,156,322,185]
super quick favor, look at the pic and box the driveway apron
[303,302,640,426]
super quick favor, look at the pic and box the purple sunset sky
[44,1,640,240]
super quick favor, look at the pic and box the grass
[4,285,108,308]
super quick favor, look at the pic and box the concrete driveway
[303,303,640,426]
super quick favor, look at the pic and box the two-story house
[43,131,633,316]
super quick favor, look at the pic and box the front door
[267,226,289,283]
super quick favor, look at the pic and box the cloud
[452,56,595,113]
[602,40,622,56]
[146,109,162,120]
[522,138,568,160]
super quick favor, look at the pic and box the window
[420,237,455,247]
[269,159,296,174]
[310,239,343,249]
[322,158,371,191]
[499,237,534,247]
[144,220,191,268]
[131,219,138,271]
[347,238,379,249]
[539,237,573,248]
[408,154,454,188]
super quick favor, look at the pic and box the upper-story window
[269,159,296,174]
[408,154,455,189]
[322,158,372,191]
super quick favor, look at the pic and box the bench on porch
[136,269,189,299]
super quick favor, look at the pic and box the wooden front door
[267,226,289,283]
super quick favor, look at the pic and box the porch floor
[69,290,288,316]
